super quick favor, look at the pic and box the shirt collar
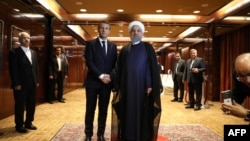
[132,41,141,45]
[99,38,107,43]
[21,46,30,51]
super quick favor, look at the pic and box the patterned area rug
[51,123,223,141]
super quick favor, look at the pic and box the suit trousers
[84,85,111,137]
[188,81,202,107]
[13,87,36,128]
[173,75,184,99]
[49,71,64,101]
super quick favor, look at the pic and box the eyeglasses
[236,75,250,82]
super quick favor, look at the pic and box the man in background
[171,52,185,102]
[221,53,250,122]
[9,32,39,133]
[48,46,68,104]
[183,49,206,111]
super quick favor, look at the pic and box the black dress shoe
[178,99,183,102]
[84,136,91,141]
[185,105,194,108]
[171,99,178,102]
[58,100,65,103]
[25,124,37,130]
[98,135,106,141]
[16,127,28,133]
[194,106,201,111]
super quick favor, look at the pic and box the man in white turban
[111,21,162,141]
[128,20,145,33]
[128,21,145,45]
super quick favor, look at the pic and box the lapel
[18,47,32,65]
[189,59,192,66]
[30,49,36,64]
[192,58,197,66]
[106,41,109,56]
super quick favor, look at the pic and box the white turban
[128,21,145,33]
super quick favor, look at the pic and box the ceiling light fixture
[117,9,124,13]
[172,15,197,19]
[224,16,250,21]
[140,14,171,19]
[22,13,44,18]
[178,27,201,38]
[193,10,200,14]
[75,1,83,5]
[14,9,20,12]
[156,9,163,13]
[67,25,86,40]
[80,9,87,12]
[37,0,65,20]
[225,0,249,14]
[139,14,197,22]
[75,14,108,19]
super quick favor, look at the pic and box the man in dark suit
[171,52,185,102]
[9,32,39,133]
[84,21,117,141]
[183,49,206,110]
[48,46,68,103]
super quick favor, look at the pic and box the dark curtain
[218,25,250,91]
[216,24,250,107]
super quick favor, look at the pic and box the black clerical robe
[111,42,162,141]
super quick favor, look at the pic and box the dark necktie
[102,41,106,56]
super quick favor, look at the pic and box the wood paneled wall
[0,2,84,119]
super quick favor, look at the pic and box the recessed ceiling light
[156,9,163,13]
[14,9,20,12]
[80,9,87,12]
[193,10,200,14]
[75,1,83,5]
[201,4,209,7]
[117,9,124,13]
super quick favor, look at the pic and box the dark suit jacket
[183,57,206,83]
[48,54,68,79]
[84,38,117,88]
[9,47,39,89]
[172,59,185,80]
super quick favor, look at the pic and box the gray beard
[131,36,142,44]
